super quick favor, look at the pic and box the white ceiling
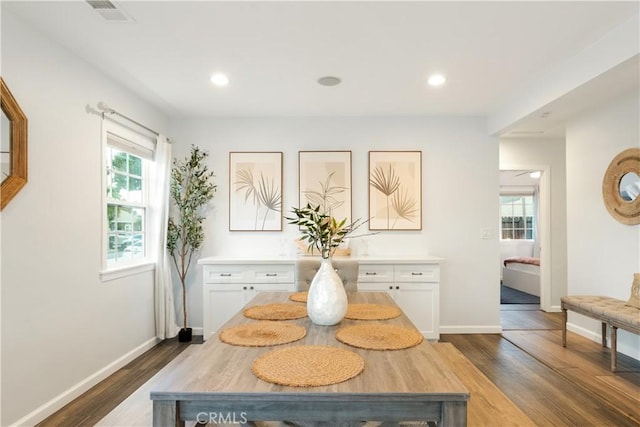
[500,170,540,187]
[4,1,639,134]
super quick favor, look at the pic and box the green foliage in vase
[167,145,217,329]
[286,203,373,259]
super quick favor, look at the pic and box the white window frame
[100,120,155,280]
[499,191,536,241]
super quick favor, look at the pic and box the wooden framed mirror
[1,77,28,211]
[602,147,640,225]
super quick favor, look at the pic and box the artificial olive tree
[167,145,216,340]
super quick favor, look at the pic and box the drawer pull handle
[365,272,377,276]
[219,273,232,277]
[265,273,278,277]
[411,272,423,276]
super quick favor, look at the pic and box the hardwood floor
[35,338,194,427]
[37,308,639,427]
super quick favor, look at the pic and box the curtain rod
[97,101,161,138]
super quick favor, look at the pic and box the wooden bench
[561,295,640,372]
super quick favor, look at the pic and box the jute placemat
[336,324,423,350]
[344,303,402,320]
[252,345,364,387]
[243,303,307,320]
[219,321,307,347]
[289,291,308,303]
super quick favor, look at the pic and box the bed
[502,257,540,297]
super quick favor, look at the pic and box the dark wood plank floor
[36,338,194,427]
[37,308,639,427]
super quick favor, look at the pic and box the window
[102,122,155,270]
[500,194,534,240]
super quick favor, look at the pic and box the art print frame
[298,150,352,224]
[229,151,283,231]
[368,150,422,231]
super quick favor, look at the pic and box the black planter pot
[178,327,192,342]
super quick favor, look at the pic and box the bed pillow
[627,273,640,309]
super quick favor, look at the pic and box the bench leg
[611,326,618,372]
[601,322,607,347]
[562,308,567,347]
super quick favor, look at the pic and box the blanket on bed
[503,257,540,268]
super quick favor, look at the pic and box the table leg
[441,401,467,427]
[611,326,618,372]
[562,308,567,347]
[153,400,184,427]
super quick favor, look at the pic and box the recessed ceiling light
[317,76,341,86]
[427,74,446,87]
[530,171,541,179]
[210,73,229,86]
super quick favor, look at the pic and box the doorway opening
[499,168,552,330]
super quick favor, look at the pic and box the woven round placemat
[344,303,402,320]
[219,321,307,347]
[243,303,307,321]
[336,324,423,350]
[252,345,364,387]
[289,291,308,303]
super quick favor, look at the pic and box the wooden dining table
[151,292,469,426]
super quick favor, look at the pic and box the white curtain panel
[150,135,179,339]
[533,186,541,258]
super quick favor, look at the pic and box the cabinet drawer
[358,264,394,283]
[203,265,250,283]
[253,266,294,283]
[394,264,440,282]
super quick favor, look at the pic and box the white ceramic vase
[306,257,348,326]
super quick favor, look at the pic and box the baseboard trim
[567,322,640,361]
[440,325,503,334]
[10,337,160,427]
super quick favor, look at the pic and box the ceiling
[500,170,540,187]
[3,1,639,135]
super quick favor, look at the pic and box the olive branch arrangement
[286,203,376,259]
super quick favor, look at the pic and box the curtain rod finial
[97,101,114,113]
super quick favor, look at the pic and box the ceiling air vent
[86,0,134,23]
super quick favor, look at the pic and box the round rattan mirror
[1,77,28,211]
[602,147,640,225]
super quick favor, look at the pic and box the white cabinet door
[357,281,394,296]
[393,282,439,339]
[203,281,294,340]
[204,283,245,341]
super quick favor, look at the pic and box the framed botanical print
[369,150,422,230]
[229,152,283,231]
[298,151,352,223]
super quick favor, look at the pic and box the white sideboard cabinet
[199,256,443,341]
[358,263,441,339]
[201,260,295,340]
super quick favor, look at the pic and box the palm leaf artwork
[303,171,347,216]
[369,165,400,229]
[391,185,418,229]
[257,172,282,229]
[235,168,281,230]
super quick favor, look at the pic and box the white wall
[565,91,640,359]
[1,11,169,425]
[500,138,568,307]
[170,116,501,335]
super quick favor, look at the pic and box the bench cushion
[627,273,640,309]
[561,295,640,332]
